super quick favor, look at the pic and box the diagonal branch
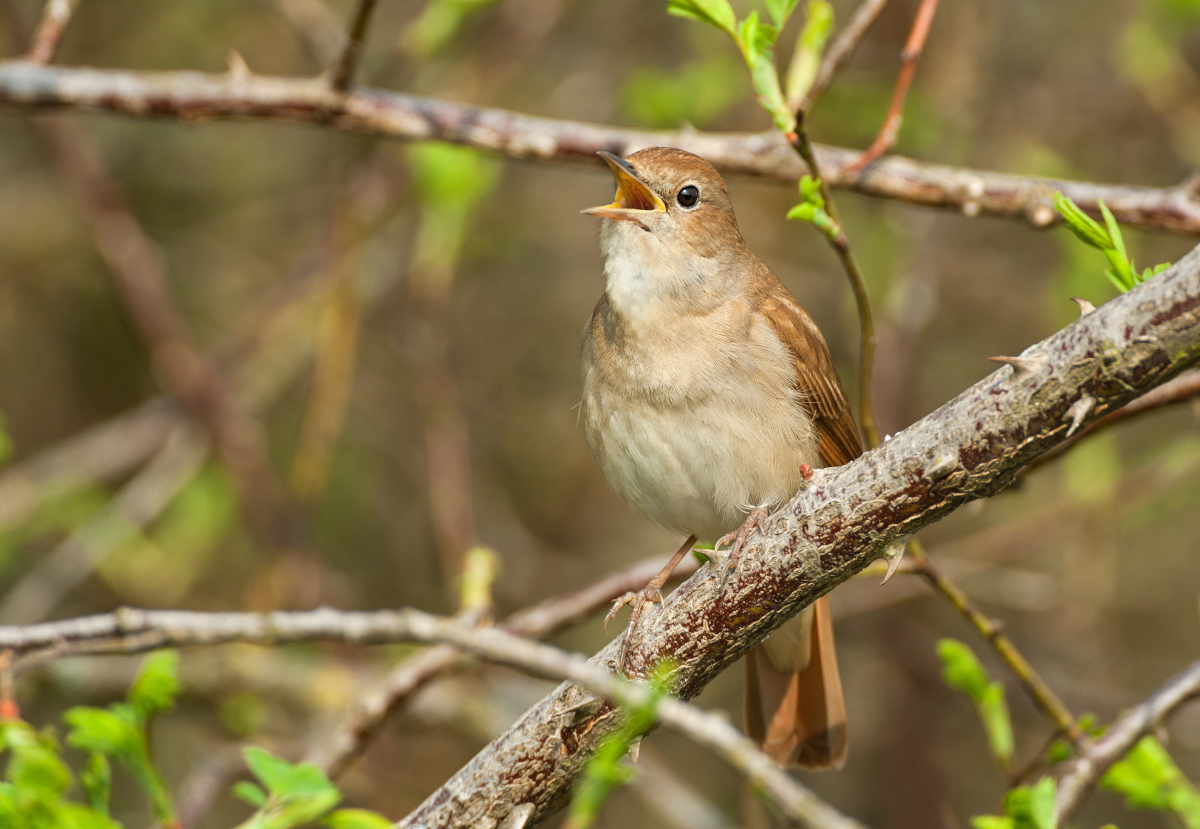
[25,0,80,64]
[846,0,940,173]
[1054,657,1200,822]
[329,0,380,91]
[0,62,1198,235]
[395,245,1200,828]
[800,0,892,114]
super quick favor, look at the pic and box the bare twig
[846,0,940,173]
[0,398,178,531]
[396,245,1200,829]
[800,0,892,113]
[907,540,1084,744]
[309,553,701,777]
[0,63,1197,235]
[0,423,210,624]
[1054,657,1200,822]
[790,124,880,447]
[25,0,80,64]
[329,0,380,91]
[33,113,295,552]
[0,604,865,829]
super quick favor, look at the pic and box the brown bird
[579,147,862,769]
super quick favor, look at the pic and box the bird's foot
[715,506,770,593]
[604,585,665,672]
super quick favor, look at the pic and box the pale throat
[599,220,723,329]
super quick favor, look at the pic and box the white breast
[582,306,820,543]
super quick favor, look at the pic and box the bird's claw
[605,586,666,673]
[714,506,770,593]
[603,587,663,631]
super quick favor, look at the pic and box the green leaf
[667,0,737,35]
[766,0,801,27]
[234,781,269,808]
[970,817,1014,829]
[64,708,140,758]
[128,651,181,721]
[937,639,991,702]
[737,11,779,62]
[243,746,340,799]
[785,0,834,108]
[1053,192,1113,251]
[749,52,795,132]
[979,683,1015,767]
[1099,201,1128,266]
[80,754,112,816]
[323,808,395,829]
[1028,777,1056,829]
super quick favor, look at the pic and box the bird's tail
[743,595,848,769]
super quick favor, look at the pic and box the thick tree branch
[0,62,1197,235]
[394,245,1200,828]
[1054,657,1200,822]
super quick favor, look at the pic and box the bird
[579,146,862,769]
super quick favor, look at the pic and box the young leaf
[937,639,990,702]
[979,683,1015,768]
[244,746,306,796]
[1028,777,1056,829]
[80,754,112,816]
[323,808,395,829]
[970,818,1014,829]
[64,708,141,759]
[785,0,835,109]
[766,0,801,28]
[128,651,181,721]
[1053,192,1113,251]
[234,781,269,808]
[666,0,737,35]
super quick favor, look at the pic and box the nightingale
[579,147,863,769]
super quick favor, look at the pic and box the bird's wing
[757,285,864,467]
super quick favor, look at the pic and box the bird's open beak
[582,151,666,221]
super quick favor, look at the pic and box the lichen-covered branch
[0,62,1197,235]
[397,244,1200,828]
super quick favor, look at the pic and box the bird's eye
[676,185,699,208]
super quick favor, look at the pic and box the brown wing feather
[756,285,864,467]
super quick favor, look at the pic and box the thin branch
[309,553,701,778]
[801,0,892,113]
[907,540,1084,744]
[31,109,295,555]
[397,245,1200,829]
[1054,657,1200,822]
[0,605,864,829]
[0,398,178,531]
[0,63,1197,235]
[846,0,940,174]
[0,423,210,625]
[329,0,380,91]
[25,0,80,64]
[790,123,880,447]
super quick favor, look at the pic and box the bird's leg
[605,534,696,672]
[715,505,770,592]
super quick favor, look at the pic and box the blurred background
[0,0,1199,826]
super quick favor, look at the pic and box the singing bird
[579,147,862,768]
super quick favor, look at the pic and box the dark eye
[676,185,699,208]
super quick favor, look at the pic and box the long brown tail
[743,596,847,769]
